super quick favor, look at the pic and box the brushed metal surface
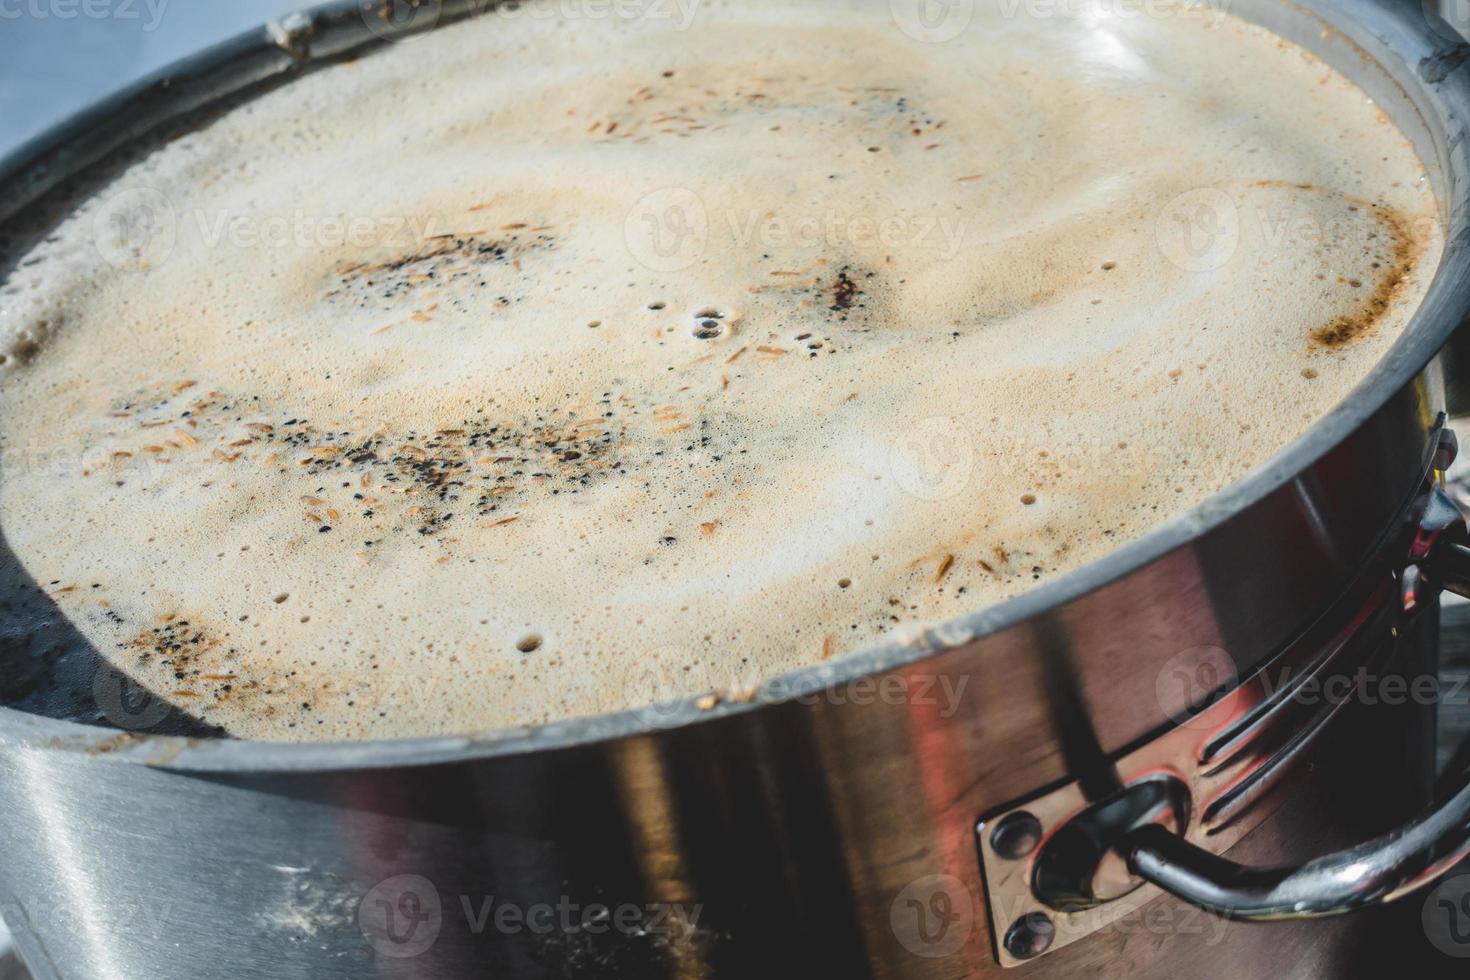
[978,554,1421,965]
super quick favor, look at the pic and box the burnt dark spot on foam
[121,614,248,711]
[110,609,361,733]
[100,385,734,540]
[324,232,554,314]
[131,617,211,662]
[1245,181,1427,351]
[589,78,935,149]
[0,564,233,735]
[832,269,861,313]
[276,410,629,535]
[1309,203,1423,349]
[0,332,42,368]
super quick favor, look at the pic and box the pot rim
[1,0,1468,772]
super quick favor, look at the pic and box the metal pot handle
[1124,785,1470,920]
[1120,494,1470,922]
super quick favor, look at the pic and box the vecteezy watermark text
[0,0,168,29]
[92,188,456,270]
[360,0,701,40]
[357,875,706,958]
[625,187,967,272]
[890,0,1230,45]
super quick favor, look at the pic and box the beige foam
[0,0,1442,740]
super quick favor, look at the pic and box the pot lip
[1,0,1469,773]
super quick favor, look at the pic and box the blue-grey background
[0,0,303,160]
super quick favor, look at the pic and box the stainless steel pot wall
[3,1,1470,978]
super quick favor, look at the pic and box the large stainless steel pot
[4,1,1470,977]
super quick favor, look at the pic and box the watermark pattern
[0,0,168,29]
[624,187,709,273]
[493,0,702,29]
[888,416,976,502]
[358,875,443,958]
[979,889,1234,956]
[727,209,966,260]
[90,190,461,271]
[627,662,973,721]
[884,423,1190,504]
[92,662,172,731]
[1152,633,1470,745]
[892,0,1229,43]
[1,897,173,943]
[890,0,976,43]
[762,671,970,717]
[990,0,1230,24]
[890,874,974,958]
[1155,187,1239,273]
[360,0,703,39]
[93,188,176,271]
[622,188,968,273]
[1154,184,1437,275]
[2,441,169,486]
[630,658,701,723]
[1155,656,1470,724]
[77,654,973,735]
[1424,873,1470,958]
[1154,644,1238,729]
[358,0,443,40]
[356,875,704,959]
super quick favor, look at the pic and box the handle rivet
[990,811,1043,860]
[1003,912,1055,960]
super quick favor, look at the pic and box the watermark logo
[762,671,972,717]
[359,0,442,40]
[1425,873,1470,958]
[625,187,709,273]
[92,663,171,731]
[1156,187,1239,273]
[2,897,173,942]
[494,0,702,29]
[993,0,1232,25]
[630,660,701,724]
[358,874,443,958]
[193,209,444,252]
[890,874,974,958]
[93,187,176,271]
[891,0,975,43]
[0,0,170,30]
[1154,644,1237,730]
[889,416,975,501]
[354,882,704,956]
[92,200,450,273]
[3,441,166,485]
[626,199,967,271]
[727,209,966,261]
